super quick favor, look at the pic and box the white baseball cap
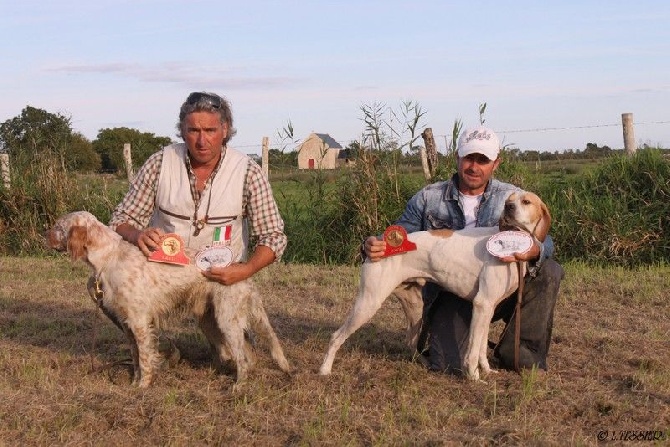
[457,126,500,160]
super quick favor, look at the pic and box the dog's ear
[84,222,107,245]
[533,202,552,242]
[66,226,88,261]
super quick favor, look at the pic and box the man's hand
[497,240,540,263]
[115,223,165,257]
[136,227,165,257]
[202,245,276,285]
[202,262,253,285]
[363,236,387,262]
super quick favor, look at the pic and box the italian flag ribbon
[213,225,232,246]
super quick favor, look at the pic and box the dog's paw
[463,362,479,380]
[137,378,153,389]
[131,369,141,385]
[479,365,497,377]
[231,380,248,393]
[160,345,181,368]
[158,337,181,368]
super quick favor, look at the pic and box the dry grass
[1,256,669,446]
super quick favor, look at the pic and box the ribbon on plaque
[382,225,417,257]
[148,233,190,266]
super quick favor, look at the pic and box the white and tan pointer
[319,191,551,380]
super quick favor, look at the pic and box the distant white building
[297,133,349,169]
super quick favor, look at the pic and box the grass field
[1,256,668,446]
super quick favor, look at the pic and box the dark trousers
[419,259,564,374]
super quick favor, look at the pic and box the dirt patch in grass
[1,257,668,445]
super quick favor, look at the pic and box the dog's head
[45,211,109,262]
[498,191,551,242]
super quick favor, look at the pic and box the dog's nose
[505,202,516,213]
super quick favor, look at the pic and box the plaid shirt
[109,148,287,260]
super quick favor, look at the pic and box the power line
[235,143,263,149]
[237,120,670,152]
[498,120,670,135]
[499,123,620,134]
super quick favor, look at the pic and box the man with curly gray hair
[111,91,286,285]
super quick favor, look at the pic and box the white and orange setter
[46,211,290,388]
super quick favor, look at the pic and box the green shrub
[0,151,127,255]
[279,148,669,266]
[546,149,669,266]
[2,146,668,267]
[279,149,424,264]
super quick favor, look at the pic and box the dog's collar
[90,240,119,305]
[92,275,104,304]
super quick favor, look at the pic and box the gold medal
[381,225,417,257]
[148,233,190,265]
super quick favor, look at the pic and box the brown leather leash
[514,261,526,372]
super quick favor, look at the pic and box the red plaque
[148,233,190,266]
[382,225,417,257]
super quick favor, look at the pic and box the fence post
[262,136,269,177]
[123,143,134,181]
[622,113,636,155]
[0,153,10,189]
[420,128,438,181]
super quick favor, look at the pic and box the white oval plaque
[195,246,234,271]
[486,231,534,257]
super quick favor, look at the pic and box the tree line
[5,104,664,179]
[0,106,171,174]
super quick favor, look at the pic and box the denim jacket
[395,174,554,275]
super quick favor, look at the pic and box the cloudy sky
[1,0,669,155]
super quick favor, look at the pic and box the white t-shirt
[460,193,482,228]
